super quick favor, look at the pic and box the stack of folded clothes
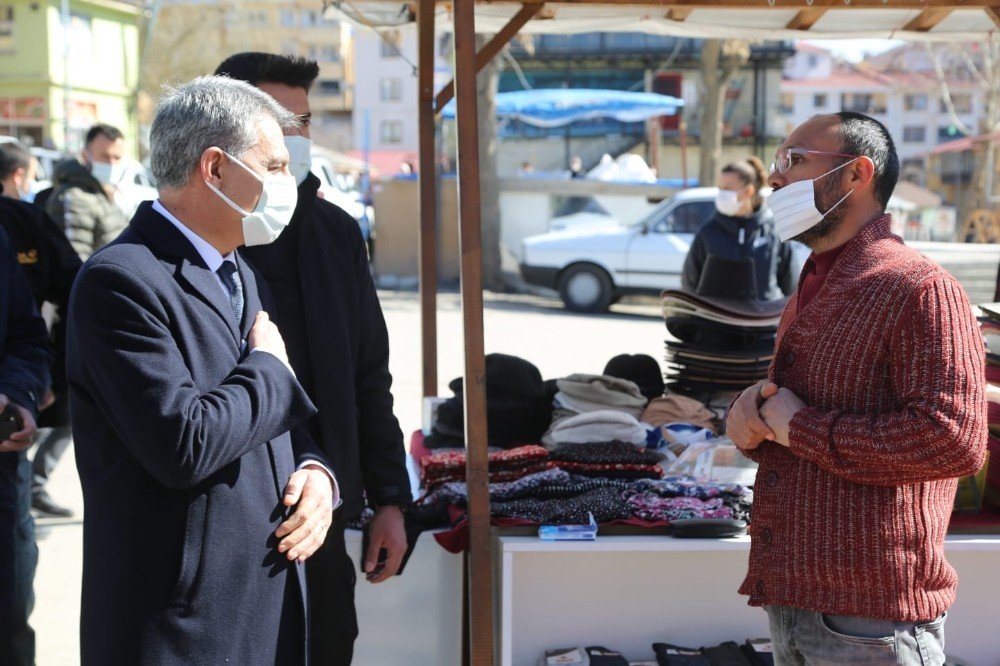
[425,353,553,449]
[543,374,649,447]
[548,441,664,479]
[659,289,785,396]
[419,445,552,491]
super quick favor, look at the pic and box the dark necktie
[217,260,244,328]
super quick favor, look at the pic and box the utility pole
[61,0,71,151]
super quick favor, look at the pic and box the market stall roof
[326,1,1000,41]
[440,88,683,127]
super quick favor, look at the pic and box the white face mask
[204,151,298,246]
[769,158,858,242]
[89,157,125,187]
[714,190,742,217]
[283,135,312,186]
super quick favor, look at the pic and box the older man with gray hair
[66,76,336,664]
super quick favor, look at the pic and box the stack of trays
[660,290,786,395]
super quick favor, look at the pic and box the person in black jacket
[681,156,794,301]
[0,141,82,518]
[0,225,52,666]
[216,53,412,665]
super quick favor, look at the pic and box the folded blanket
[550,440,663,465]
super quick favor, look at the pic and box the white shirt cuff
[250,348,296,378]
[297,461,342,511]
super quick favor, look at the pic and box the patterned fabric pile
[414,441,751,527]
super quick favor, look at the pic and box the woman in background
[681,156,794,301]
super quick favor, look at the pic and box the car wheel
[558,264,614,313]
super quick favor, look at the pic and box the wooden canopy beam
[785,7,826,30]
[452,0,495,662]
[666,7,692,21]
[902,7,952,32]
[417,0,438,399]
[371,0,1000,6]
[434,2,543,115]
[988,6,1000,28]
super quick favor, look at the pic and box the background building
[780,42,986,186]
[142,0,354,153]
[0,0,142,154]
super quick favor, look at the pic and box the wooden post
[417,0,438,399]
[452,0,494,663]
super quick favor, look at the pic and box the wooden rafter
[785,7,826,29]
[988,6,1000,28]
[666,7,693,21]
[902,7,953,31]
[362,0,1000,6]
[434,3,543,114]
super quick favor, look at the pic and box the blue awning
[441,88,683,128]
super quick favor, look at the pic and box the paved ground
[32,290,666,664]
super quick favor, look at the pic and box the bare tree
[927,38,1000,216]
[697,39,751,186]
[141,0,274,98]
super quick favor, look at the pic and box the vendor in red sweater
[727,112,987,665]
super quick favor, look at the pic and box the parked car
[311,150,374,241]
[520,187,807,312]
[112,159,159,218]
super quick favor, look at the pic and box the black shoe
[31,490,74,518]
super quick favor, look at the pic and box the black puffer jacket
[681,207,794,301]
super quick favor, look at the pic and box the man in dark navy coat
[0,225,52,666]
[216,53,412,664]
[66,76,336,665]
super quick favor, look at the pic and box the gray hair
[149,75,298,189]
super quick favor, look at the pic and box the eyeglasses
[769,148,860,175]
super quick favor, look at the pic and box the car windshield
[629,197,677,229]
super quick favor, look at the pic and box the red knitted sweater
[740,215,987,622]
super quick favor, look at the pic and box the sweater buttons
[783,351,795,365]
[764,471,779,487]
[754,579,766,596]
[758,528,772,546]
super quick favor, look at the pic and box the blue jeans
[0,451,37,666]
[765,604,946,666]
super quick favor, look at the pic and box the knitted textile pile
[419,444,552,491]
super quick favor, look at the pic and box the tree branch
[925,43,975,137]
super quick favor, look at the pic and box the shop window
[280,10,296,27]
[317,80,341,96]
[940,94,973,114]
[380,120,403,145]
[904,94,928,112]
[903,126,926,143]
[813,94,826,109]
[379,78,402,102]
[0,5,13,53]
[381,30,402,58]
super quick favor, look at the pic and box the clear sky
[802,39,904,62]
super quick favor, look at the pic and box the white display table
[347,529,464,665]
[494,534,1000,666]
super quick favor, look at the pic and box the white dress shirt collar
[152,199,235,272]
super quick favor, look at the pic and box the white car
[520,187,722,312]
[311,150,373,241]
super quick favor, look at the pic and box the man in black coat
[0,225,52,666]
[67,76,336,664]
[216,52,412,664]
[0,140,83,517]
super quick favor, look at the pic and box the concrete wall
[372,178,461,285]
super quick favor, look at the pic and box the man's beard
[791,175,850,248]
